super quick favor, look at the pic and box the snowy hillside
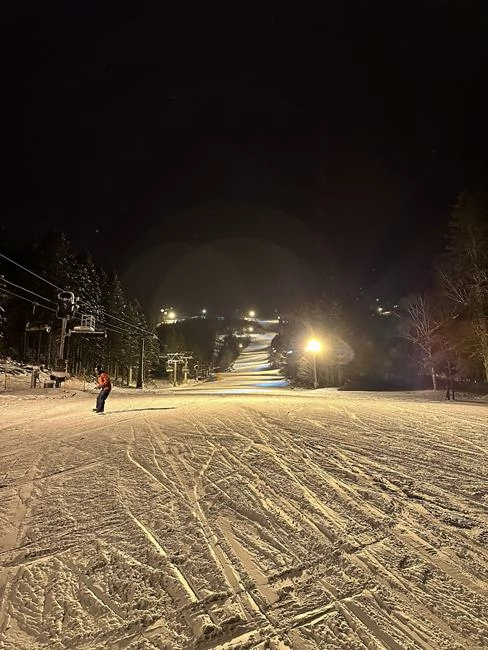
[1,332,488,648]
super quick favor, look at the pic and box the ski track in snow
[0,331,488,648]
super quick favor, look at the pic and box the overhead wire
[76,300,155,338]
[2,288,57,312]
[0,251,64,292]
[98,310,154,337]
[2,277,57,306]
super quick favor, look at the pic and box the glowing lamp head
[306,339,321,353]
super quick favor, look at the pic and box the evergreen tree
[439,189,488,381]
[102,271,128,379]
[27,231,77,293]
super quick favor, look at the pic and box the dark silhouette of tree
[437,189,488,381]
[396,293,460,395]
[397,294,441,390]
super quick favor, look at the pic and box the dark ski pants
[96,388,111,413]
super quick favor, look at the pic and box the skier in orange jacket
[94,365,112,414]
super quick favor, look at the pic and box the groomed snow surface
[1,331,488,649]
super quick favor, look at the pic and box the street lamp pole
[312,352,318,389]
[306,339,321,389]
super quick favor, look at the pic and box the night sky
[3,3,488,317]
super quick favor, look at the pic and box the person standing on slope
[94,365,111,414]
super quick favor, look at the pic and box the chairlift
[72,314,96,332]
[69,314,106,337]
[25,321,52,333]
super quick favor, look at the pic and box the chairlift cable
[2,277,57,305]
[0,252,65,291]
[1,289,57,312]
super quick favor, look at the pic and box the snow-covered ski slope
[1,328,488,649]
[213,329,289,393]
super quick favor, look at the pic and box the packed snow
[1,331,488,649]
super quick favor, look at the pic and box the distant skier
[93,365,111,414]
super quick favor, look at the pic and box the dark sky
[2,2,488,317]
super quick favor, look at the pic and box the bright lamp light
[306,339,321,353]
